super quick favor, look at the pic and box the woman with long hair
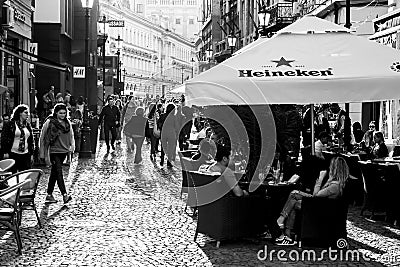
[274,157,349,245]
[158,103,179,167]
[1,104,34,173]
[39,103,74,204]
[147,103,158,161]
[114,99,123,145]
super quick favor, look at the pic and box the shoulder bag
[153,116,161,138]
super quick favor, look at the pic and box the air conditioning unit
[2,1,14,29]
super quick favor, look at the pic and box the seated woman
[275,157,349,245]
[208,144,248,197]
[371,131,388,159]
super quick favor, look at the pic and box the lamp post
[258,6,271,37]
[227,35,237,55]
[181,66,184,84]
[122,68,126,95]
[191,58,195,78]
[79,0,94,159]
[115,34,123,83]
[99,15,108,105]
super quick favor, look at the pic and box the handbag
[153,116,161,138]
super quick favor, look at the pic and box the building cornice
[100,1,194,47]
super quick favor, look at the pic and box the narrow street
[0,141,399,266]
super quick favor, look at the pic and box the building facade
[144,0,200,42]
[369,0,400,142]
[0,0,35,115]
[100,0,195,97]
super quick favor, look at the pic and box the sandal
[276,236,297,246]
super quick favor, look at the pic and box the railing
[266,3,298,29]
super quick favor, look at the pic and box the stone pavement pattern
[0,141,399,266]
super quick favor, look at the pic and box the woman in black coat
[1,104,34,173]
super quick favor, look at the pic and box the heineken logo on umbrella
[390,62,400,72]
[271,57,295,67]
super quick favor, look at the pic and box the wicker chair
[0,180,31,254]
[190,171,267,247]
[298,197,348,248]
[1,169,44,228]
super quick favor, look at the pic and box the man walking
[99,96,120,153]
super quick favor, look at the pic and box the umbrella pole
[311,104,315,155]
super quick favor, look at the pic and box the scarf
[15,121,27,152]
[46,117,70,145]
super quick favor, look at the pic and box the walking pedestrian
[115,99,123,145]
[99,96,121,153]
[39,103,74,204]
[124,107,147,163]
[42,86,55,117]
[147,103,158,161]
[1,104,34,173]
[158,103,179,167]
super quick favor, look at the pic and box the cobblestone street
[1,141,400,266]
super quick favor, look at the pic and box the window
[176,18,181,24]
[137,4,144,13]
[189,18,194,25]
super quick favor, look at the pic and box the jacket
[0,121,34,155]
[39,118,75,164]
[99,105,121,127]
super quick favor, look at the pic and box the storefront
[370,8,400,143]
[0,0,33,115]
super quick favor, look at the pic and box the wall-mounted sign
[14,8,26,23]
[73,67,85,78]
[108,20,125,27]
[28,42,38,61]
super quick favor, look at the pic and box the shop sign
[28,42,38,61]
[108,20,125,27]
[14,9,26,24]
[73,67,85,78]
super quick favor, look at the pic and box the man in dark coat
[99,96,121,153]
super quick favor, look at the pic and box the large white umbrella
[170,84,186,94]
[185,16,400,106]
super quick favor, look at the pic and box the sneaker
[111,144,116,150]
[276,236,297,246]
[260,230,272,240]
[45,194,57,204]
[275,234,285,243]
[63,194,72,204]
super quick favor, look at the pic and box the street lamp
[191,58,195,78]
[79,0,94,159]
[122,68,127,95]
[258,6,271,37]
[99,15,108,105]
[181,66,184,84]
[227,35,237,55]
[115,34,123,83]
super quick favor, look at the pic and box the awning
[0,44,69,73]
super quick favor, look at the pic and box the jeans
[149,128,158,155]
[9,152,32,173]
[127,137,144,163]
[161,131,177,162]
[47,153,68,195]
[104,124,117,149]
[281,190,312,231]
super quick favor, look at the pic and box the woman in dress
[39,103,74,204]
[1,104,34,173]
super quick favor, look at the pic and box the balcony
[265,3,298,32]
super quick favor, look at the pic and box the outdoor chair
[0,159,15,189]
[297,197,348,248]
[341,154,363,206]
[0,180,31,255]
[299,155,327,193]
[358,161,388,218]
[190,171,267,248]
[1,169,44,228]
[178,150,198,200]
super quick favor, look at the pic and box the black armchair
[298,197,348,247]
[190,172,267,247]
